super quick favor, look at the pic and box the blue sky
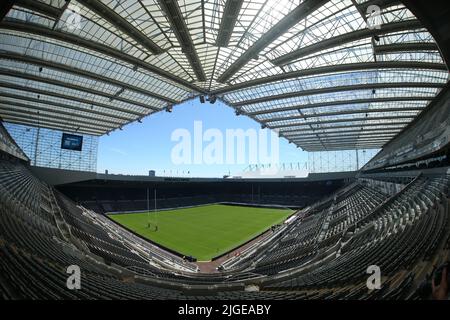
[97,99,308,177]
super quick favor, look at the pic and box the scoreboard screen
[61,133,83,151]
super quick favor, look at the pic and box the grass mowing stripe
[109,204,293,261]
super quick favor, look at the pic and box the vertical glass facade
[4,123,98,172]
[307,149,379,173]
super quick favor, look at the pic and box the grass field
[109,204,293,261]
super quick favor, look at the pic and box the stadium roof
[0,0,448,151]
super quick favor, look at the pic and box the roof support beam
[300,141,389,148]
[290,137,395,146]
[0,104,117,130]
[269,115,415,129]
[355,0,402,11]
[301,144,387,151]
[0,81,144,117]
[2,117,103,136]
[0,69,161,112]
[0,111,106,134]
[304,140,386,146]
[297,141,391,150]
[303,144,383,151]
[217,0,329,83]
[13,0,61,19]
[211,61,448,95]
[279,121,409,133]
[284,127,403,137]
[296,135,395,142]
[233,82,444,106]
[77,0,163,55]
[158,0,206,81]
[287,129,401,139]
[306,148,380,152]
[216,0,244,47]
[299,138,391,146]
[0,92,131,122]
[299,142,392,149]
[0,101,122,127]
[291,132,397,142]
[0,20,204,93]
[272,19,423,66]
[373,42,439,54]
[261,106,423,122]
[0,52,177,103]
[251,97,429,116]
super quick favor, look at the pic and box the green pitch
[109,204,293,261]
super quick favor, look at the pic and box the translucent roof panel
[0,0,447,146]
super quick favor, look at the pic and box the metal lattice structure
[0,0,448,151]
[308,149,379,172]
[4,122,98,171]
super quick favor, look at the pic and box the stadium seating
[262,175,449,297]
[0,157,449,299]
[59,181,342,213]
